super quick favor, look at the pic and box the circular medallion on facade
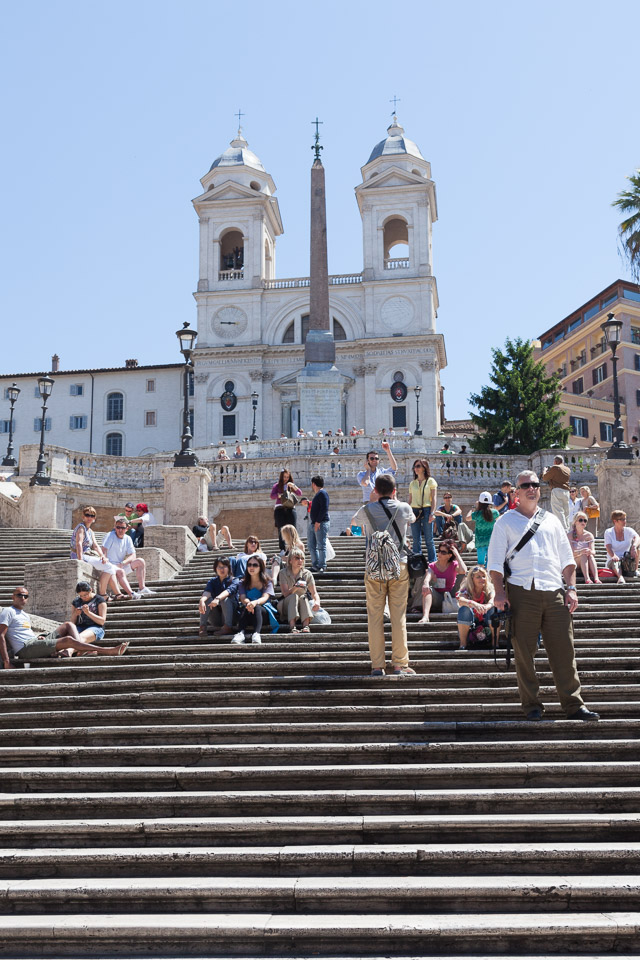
[211,306,248,340]
[380,296,414,330]
[390,381,408,403]
[220,390,237,412]
[392,371,405,382]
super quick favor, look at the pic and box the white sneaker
[132,591,142,600]
[140,586,156,595]
[231,632,245,644]
[251,632,262,644]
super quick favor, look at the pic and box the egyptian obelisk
[297,119,345,433]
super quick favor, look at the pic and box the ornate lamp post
[601,312,632,460]
[413,385,422,437]
[29,376,54,486]
[174,321,198,467]
[249,392,259,441]
[2,383,20,468]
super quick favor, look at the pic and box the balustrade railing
[20,439,608,493]
[218,269,244,281]
[384,257,410,270]
[263,272,362,290]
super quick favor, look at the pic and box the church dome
[209,130,265,172]
[367,117,424,164]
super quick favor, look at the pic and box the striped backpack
[363,503,403,581]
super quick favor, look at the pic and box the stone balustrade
[263,272,363,290]
[15,440,608,494]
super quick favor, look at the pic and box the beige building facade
[535,280,640,448]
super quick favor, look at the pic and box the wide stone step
[0,738,637,767]
[2,718,638,746]
[2,813,639,849]
[1,761,639,792]
[4,786,640,819]
[1,874,639,915]
[3,841,638,879]
[0,910,638,957]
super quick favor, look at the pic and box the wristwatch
[565,586,577,593]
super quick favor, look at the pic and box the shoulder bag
[503,509,546,580]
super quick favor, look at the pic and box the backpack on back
[363,503,403,581]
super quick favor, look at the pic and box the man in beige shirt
[542,455,571,531]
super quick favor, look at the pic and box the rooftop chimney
[51,354,60,373]
[125,359,139,368]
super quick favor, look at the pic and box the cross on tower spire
[311,117,323,161]
[235,108,244,132]
[389,95,401,117]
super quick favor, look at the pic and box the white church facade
[0,118,446,457]
[191,117,446,444]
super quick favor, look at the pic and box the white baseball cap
[478,491,493,504]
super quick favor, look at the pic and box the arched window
[219,229,244,278]
[282,321,295,343]
[383,217,409,268]
[106,432,123,456]
[281,314,348,343]
[106,392,124,421]
[334,318,347,341]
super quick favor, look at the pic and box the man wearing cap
[115,503,143,546]
[103,519,156,598]
[487,469,599,722]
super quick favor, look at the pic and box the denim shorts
[80,626,105,641]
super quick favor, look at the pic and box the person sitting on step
[277,548,321,634]
[198,557,241,637]
[456,566,497,650]
[418,539,467,624]
[604,509,640,583]
[70,506,124,600]
[70,580,108,648]
[230,536,267,579]
[568,511,601,585]
[270,524,305,587]
[0,586,129,668]
[232,555,276,645]
[103,518,156,598]
[192,516,233,553]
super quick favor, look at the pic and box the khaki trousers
[365,564,410,670]
[278,592,312,624]
[507,582,584,716]
[550,488,570,531]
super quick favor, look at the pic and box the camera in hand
[490,604,511,629]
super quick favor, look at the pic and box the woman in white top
[604,509,640,583]
[568,511,601,585]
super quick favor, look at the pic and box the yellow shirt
[409,476,437,508]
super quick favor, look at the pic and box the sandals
[117,642,130,656]
[300,626,311,633]
[291,627,301,634]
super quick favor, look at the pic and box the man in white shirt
[355,441,398,503]
[487,469,599,722]
[103,520,156,598]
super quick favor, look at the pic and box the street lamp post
[601,312,633,460]
[174,321,199,468]
[2,383,20,468]
[413,385,422,437]
[249,392,259,441]
[29,376,54,486]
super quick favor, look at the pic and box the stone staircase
[0,530,639,957]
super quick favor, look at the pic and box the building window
[145,411,156,427]
[282,321,295,343]
[70,384,84,396]
[392,406,407,428]
[602,292,617,308]
[623,288,640,303]
[572,378,583,395]
[283,315,348,344]
[189,408,194,434]
[33,418,51,432]
[567,316,582,332]
[146,379,156,392]
[542,338,552,350]
[0,420,11,433]
[636,389,640,407]
[106,392,124,421]
[592,363,607,385]
[554,329,565,341]
[635,355,640,371]
[222,414,236,437]
[600,422,614,443]
[187,371,195,397]
[69,415,87,430]
[570,416,589,438]
[631,328,640,345]
[106,432,123,456]
[584,304,599,322]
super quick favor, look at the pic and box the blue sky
[1,0,639,419]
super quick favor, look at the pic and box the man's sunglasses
[518,482,540,489]
[14,593,29,598]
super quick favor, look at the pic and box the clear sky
[1,0,639,419]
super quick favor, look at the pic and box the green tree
[613,169,640,280]
[468,337,570,454]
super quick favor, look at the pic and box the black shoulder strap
[378,499,406,551]
[508,509,546,561]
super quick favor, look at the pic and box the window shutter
[603,362,608,380]
[581,418,588,437]
[600,422,608,442]
[592,369,598,386]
